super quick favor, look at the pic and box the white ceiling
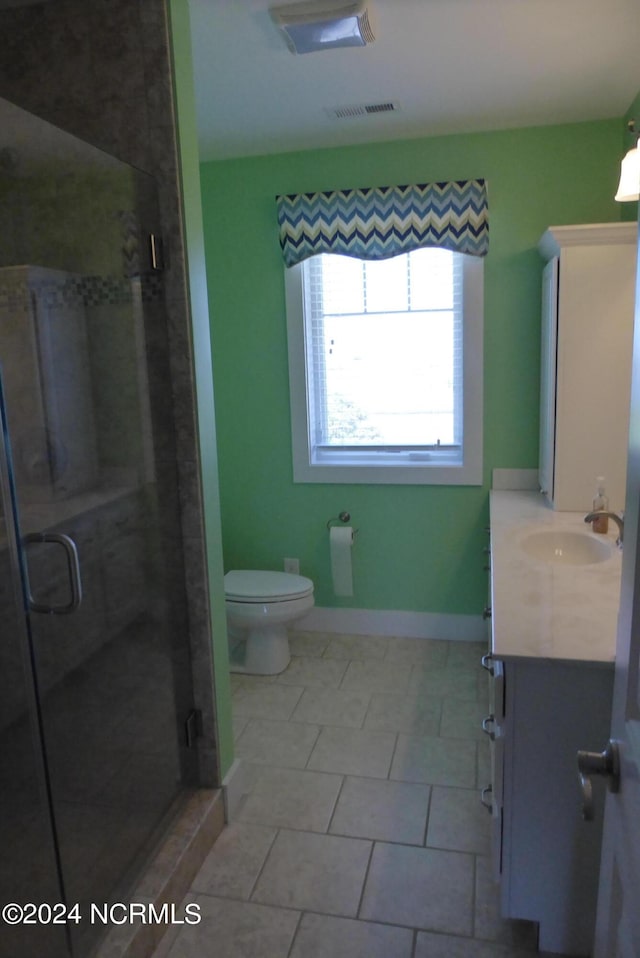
[189,0,640,162]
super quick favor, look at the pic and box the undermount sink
[521,530,613,565]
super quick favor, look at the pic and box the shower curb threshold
[93,787,225,958]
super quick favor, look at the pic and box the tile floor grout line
[327,826,436,851]
[240,819,351,838]
[354,837,377,920]
[296,720,323,772]
[359,684,375,729]
[285,685,305,720]
[303,724,318,772]
[246,825,281,903]
[281,902,425,952]
[421,782,433,848]
[358,688,373,729]
[386,730,400,780]
[336,658,351,691]
[284,908,305,958]
[324,768,347,833]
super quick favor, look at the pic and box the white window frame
[284,252,484,485]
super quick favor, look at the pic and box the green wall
[200,120,623,617]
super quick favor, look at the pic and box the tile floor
[152,631,551,958]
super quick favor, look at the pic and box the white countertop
[490,490,621,664]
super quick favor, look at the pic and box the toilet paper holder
[326,512,359,537]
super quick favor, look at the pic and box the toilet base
[230,625,291,675]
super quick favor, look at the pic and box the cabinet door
[539,257,558,499]
[502,661,613,954]
[553,244,635,511]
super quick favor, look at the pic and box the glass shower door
[0,98,197,957]
[0,379,69,958]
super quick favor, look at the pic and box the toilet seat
[224,570,314,603]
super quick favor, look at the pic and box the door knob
[577,740,620,822]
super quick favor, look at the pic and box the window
[285,247,483,484]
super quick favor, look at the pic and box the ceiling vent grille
[328,101,400,120]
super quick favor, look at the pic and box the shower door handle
[24,532,83,614]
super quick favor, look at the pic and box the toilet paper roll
[330,525,354,597]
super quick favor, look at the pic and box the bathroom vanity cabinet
[487,655,613,956]
[538,222,636,512]
[487,489,621,956]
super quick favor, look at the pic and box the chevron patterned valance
[276,179,489,267]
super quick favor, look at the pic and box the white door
[592,220,640,958]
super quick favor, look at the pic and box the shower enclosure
[0,97,198,957]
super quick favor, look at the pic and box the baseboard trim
[300,607,486,642]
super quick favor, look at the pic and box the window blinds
[304,249,464,450]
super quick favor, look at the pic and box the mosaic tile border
[0,269,164,313]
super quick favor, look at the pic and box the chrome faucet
[584,510,624,546]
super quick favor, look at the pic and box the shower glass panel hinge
[185,709,203,749]
[149,233,164,271]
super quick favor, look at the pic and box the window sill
[292,454,483,485]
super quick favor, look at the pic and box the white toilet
[224,570,314,675]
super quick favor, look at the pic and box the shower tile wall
[0,0,219,785]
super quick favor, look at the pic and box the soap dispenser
[591,477,609,534]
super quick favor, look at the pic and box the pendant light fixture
[615,120,640,203]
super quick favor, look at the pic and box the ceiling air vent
[328,101,400,120]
